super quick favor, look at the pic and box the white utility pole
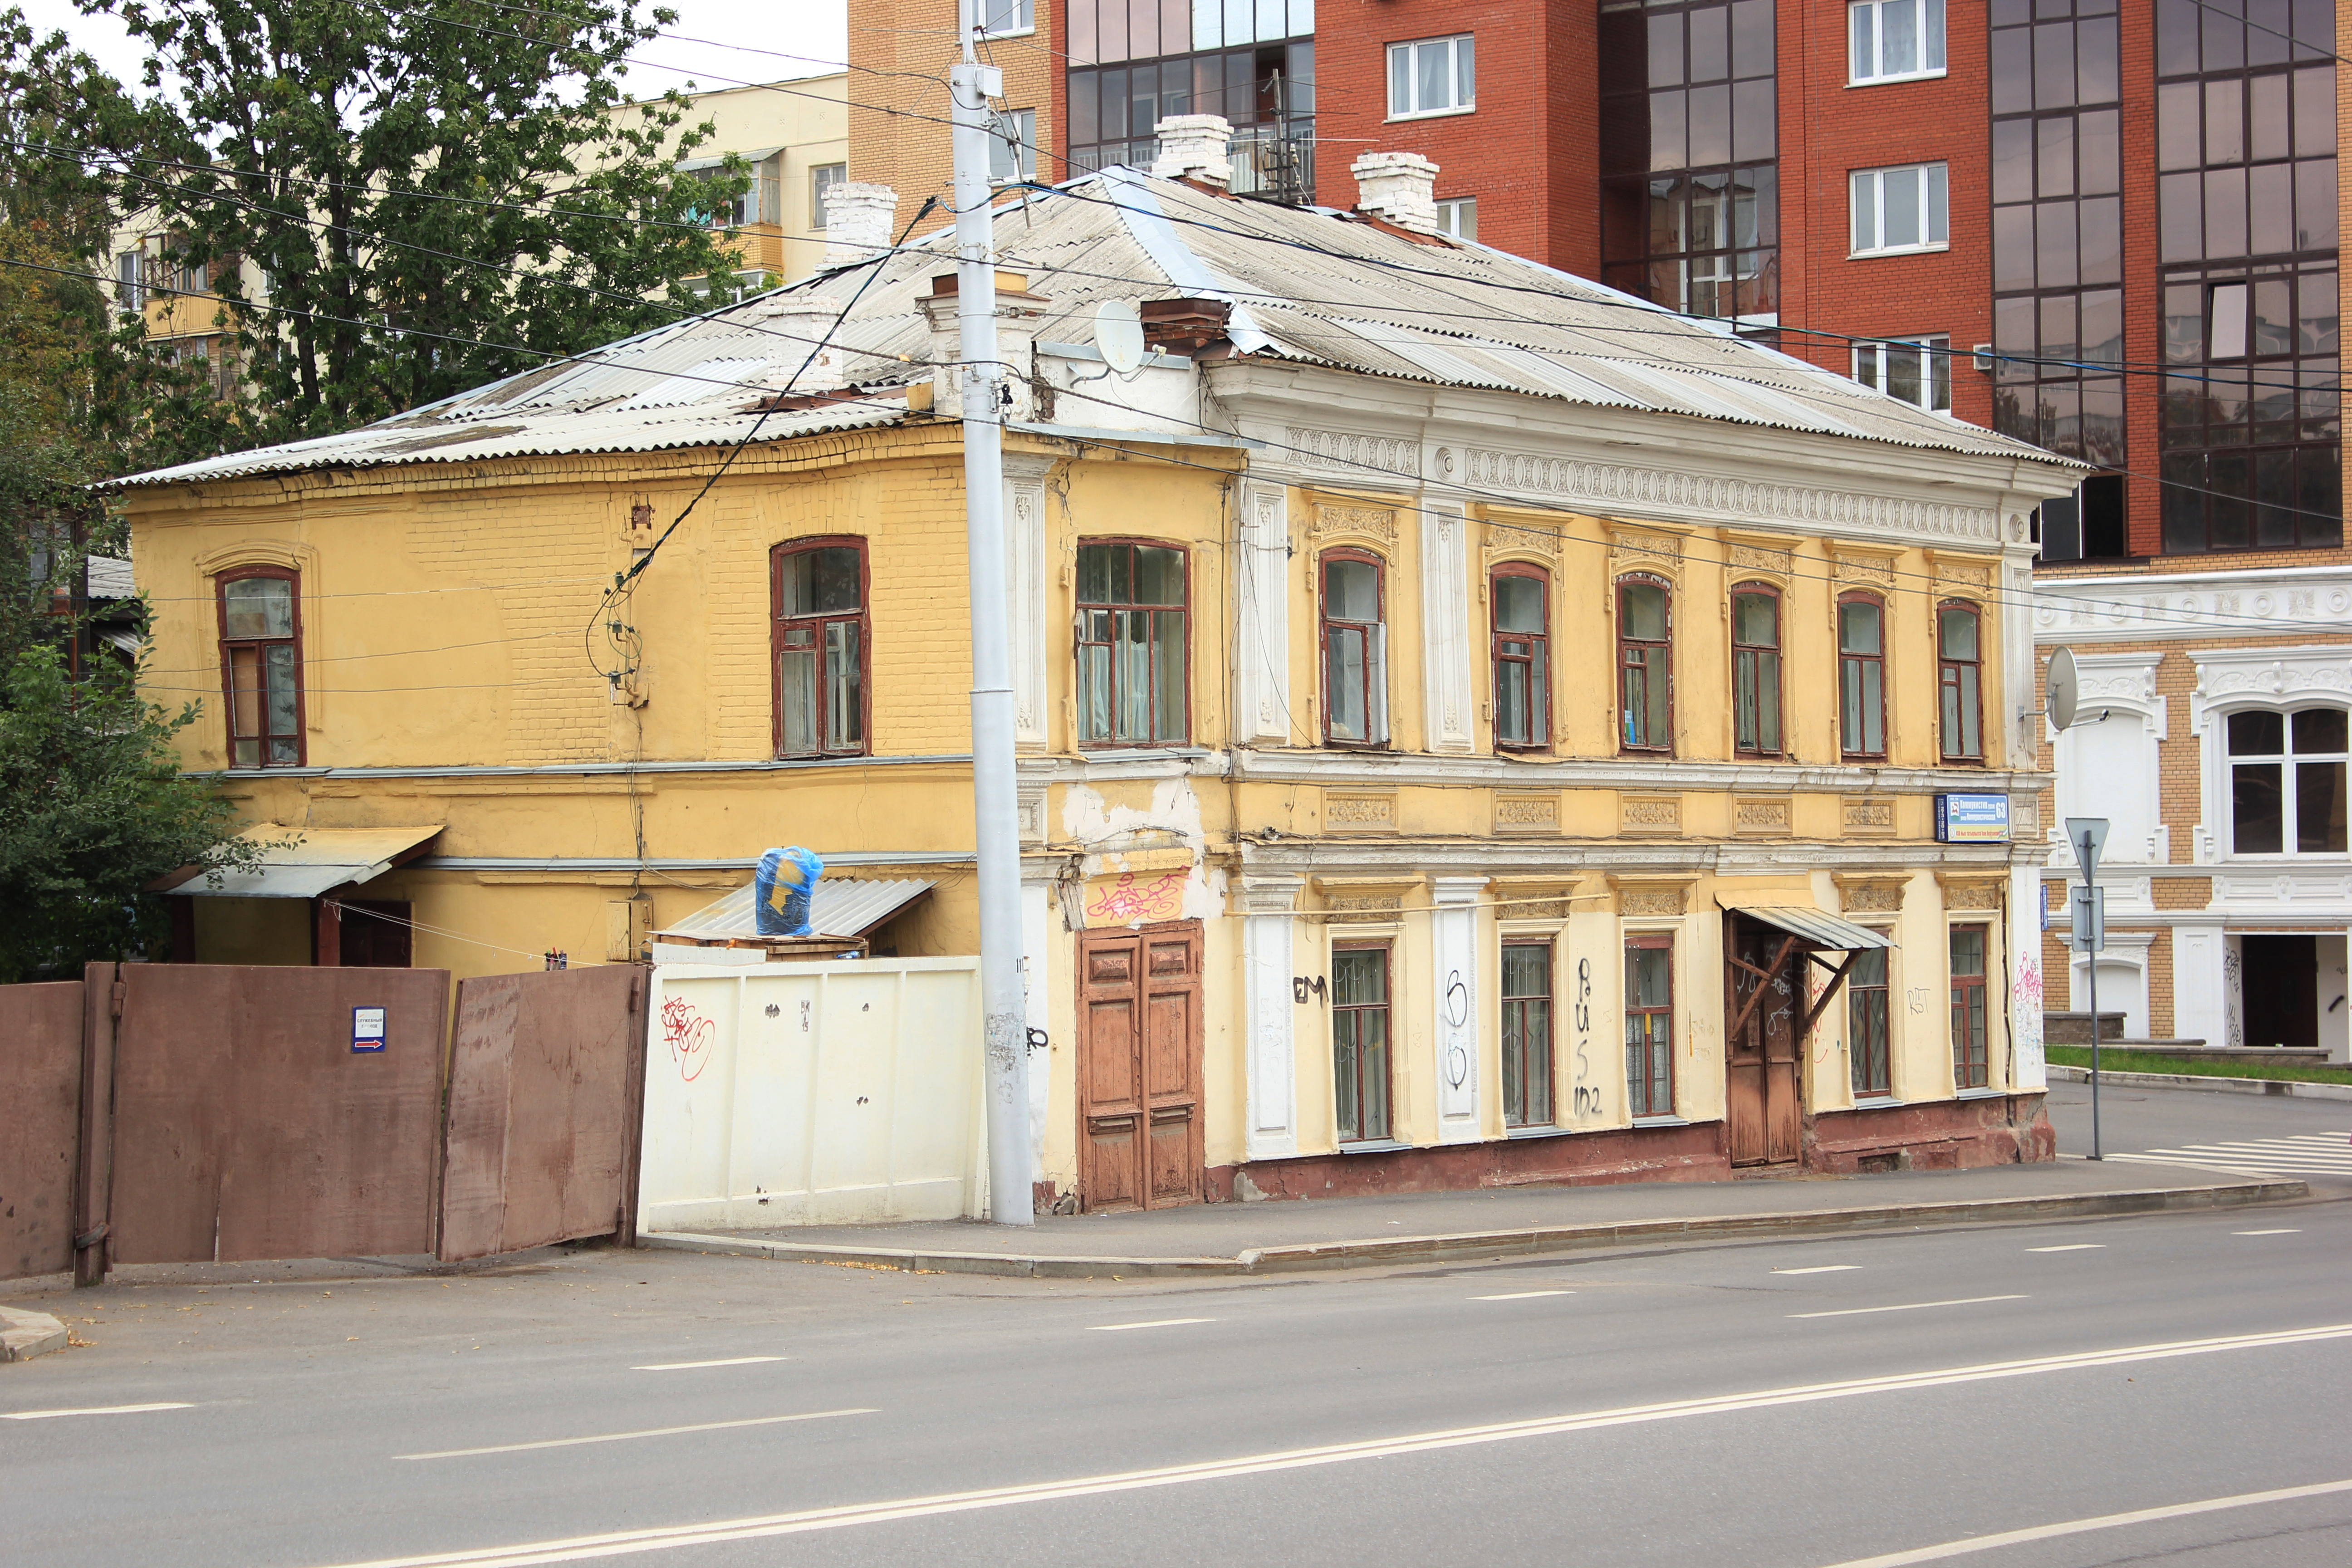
[951,40,1036,1225]
[2066,817,2110,1161]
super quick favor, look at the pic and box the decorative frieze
[1323,790,1396,833]
[1931,551,1997,591]
[1726,542,1794,577]
[1939,877,2006,912]
[1460,449,1999,544]
[1732,795,1791,836]
[1494,898,1570,921]
[1323,893,1404,923]
[1617,887,1686,916]
[1834,875,1906,913]
[1494,792,1561,833]
[1289,427,1421,477]
[1842,795,1897,835]
[1609,531,1684,568]
[1311,503,1401,546]
[1620,793,1682,835]
[1484,516,1561,560]
[1833,552,1896,587]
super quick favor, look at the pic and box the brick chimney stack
[1350,152,1441,235]
[1151,115,1235,189]
[823,182,900,268]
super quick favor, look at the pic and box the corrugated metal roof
[1718,896,1896,951]
[111,167,2077,492]
[659,877,934,940]
[86,554,136,598]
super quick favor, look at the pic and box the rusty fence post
[616,968,649,1248]
[73,962,122,1288]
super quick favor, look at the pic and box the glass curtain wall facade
[1988,0,2124,469]
[1067,0,1317,200]
[2154,0,2340,552]
[1598,0,1779,329]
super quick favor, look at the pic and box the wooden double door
[1724,916,1803,1167]
[1076,920,1205,1212]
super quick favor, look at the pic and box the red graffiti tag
[663,995,716,1083]
[1085,869,1186,924]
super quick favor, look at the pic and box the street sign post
[2064,818,2111,1159]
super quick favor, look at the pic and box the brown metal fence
[0,961,647,1284]
[0,981,88,1279]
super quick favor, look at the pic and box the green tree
[0,643,265,981]
[5,0,750,450]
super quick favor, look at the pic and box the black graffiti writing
[1292,975,1327,1004]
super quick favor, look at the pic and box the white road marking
[0,1402,194,1421]
[631,1356,787,1371]
[2234,1229,2302,1235]
[2107,1132,2352,1181]
[1808,1475,2352,1567]
[1790,1295,2028,1320]
[1472,1290,1573,1301]
[396,1410,873,1460]
[2025,1244,2106,1253]
[1087,1318,1215,1332]
[300,1323,2352,1568]
[1774,1265,1863,1274]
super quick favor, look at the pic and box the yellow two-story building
[120,132,2082,1208]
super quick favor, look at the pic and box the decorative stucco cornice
[2032,564,2352,645]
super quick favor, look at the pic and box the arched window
[1321,549,1388,746]
[1838,592,1887,760]
[1617,575,1672,753]
[772,538,869,757]
[1936,599,1983,762]
[216,567,303,767]
[1491,564,1549,751]
[2226,707,2348,854]
[1076,539,1189,745]
[1730,581,1782,757]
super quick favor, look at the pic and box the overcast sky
[13,0,851,96]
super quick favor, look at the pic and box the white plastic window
[1852,336,1952,410]
[1851,0,1946,83]
[1434,196,1479,241]
[1388,35,1475,119]
[1851,163,1949,255]
[964,0,1033,37]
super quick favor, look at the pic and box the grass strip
[2046,1045,2352,1085]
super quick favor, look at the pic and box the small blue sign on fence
[351,1006,387,1053]
[1935,793,2011,844]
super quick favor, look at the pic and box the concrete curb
[638,1178,2311,1279]
[0,1305,69,1363]
[2047,1064,2352,1101]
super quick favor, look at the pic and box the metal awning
[657,877,935,941]
[1716,895,1896,951]
[151,824,443,899]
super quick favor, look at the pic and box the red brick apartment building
[851,0,2350,1055]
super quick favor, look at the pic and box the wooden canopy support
[1796,950,1865,1043]
[1725,932,1800,1044]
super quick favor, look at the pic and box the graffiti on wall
[662,995,715,1083]
[1085,870,1187,926]
[1571,956,1602,1119]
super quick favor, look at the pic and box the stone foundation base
[1204,1093,2053,1203]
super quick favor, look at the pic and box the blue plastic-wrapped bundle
[755,846,823,937]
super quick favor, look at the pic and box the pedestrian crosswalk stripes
[2102,1131,2352,1180]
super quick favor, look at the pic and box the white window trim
[1852,334,1953,412]
[960,0,1034,40]
[2210,702,2350,860]
[1850,163,1950,258]
[2189,647,2352,863]
[1847,0,1949,87]
[1386,35,1475,122]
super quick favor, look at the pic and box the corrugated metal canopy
[157,824,443,899]
[1718,896,1896,951]
[658,877,934,940]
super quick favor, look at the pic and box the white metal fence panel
[638,958,986,1230]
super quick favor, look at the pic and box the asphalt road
[5,1085,2347,1568]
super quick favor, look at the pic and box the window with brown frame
[1332,943,1392,1143]
[1617,575,1672,752]
[1492,565,1549,751]
[1848,945,1892,1097]
[1320,549,1388,746]
[1730,581,1782,756]
[1624,934,1675,1117]
[1937,599,1984,762]
[1838,593,1888,760]
[772,539,868,757]
[1501,940,1553,1127]
[1077,540,1189,745]
[1950,925,1989,1089]
[216,568,303,767]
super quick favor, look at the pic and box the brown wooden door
[1725,917,1803,1167]
[1077,921,1204,1212]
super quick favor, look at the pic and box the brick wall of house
[848,0,1057,213]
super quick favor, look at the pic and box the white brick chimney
[1350,152,1441,234]
[915,270,1050,418]
[823,181,899,267]
[1151,115,1233,189]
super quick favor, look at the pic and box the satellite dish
[1095,299,1145,376]
[2046,644,2078,732]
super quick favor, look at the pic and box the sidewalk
[641,1160,2314,1279]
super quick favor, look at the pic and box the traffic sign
[2069,885,2105,951]
[2064,817,2110,882]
